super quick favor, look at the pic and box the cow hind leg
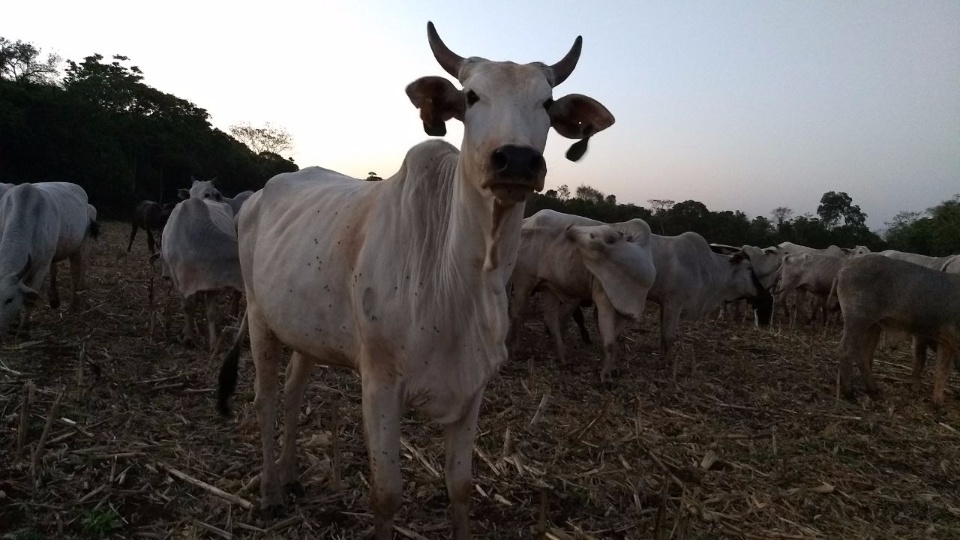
[181,294,198,346]
[248,305,285,515]
[443,390,484,540]
[127,223,139,252]
[659,303,681,379]
[911,337,930,393]
[838,321,881,398]
[277,351,315,495]
[541,291,567,365]
[68,245,89,312]
[205,293,219,352]
[359,362,403,540]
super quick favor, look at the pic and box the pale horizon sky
[4,1,958,231]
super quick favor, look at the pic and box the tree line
[2,37,956,256]
[0,37,298,217]
[528,185,959,256]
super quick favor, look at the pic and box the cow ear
[178,189,190,200]
[19,283,40,304]
[406,76,465,137]
[568,226,654,319]
[549,94,615,162]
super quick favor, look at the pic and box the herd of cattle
[2,22,959,539]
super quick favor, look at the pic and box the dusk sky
[4,1,958,230]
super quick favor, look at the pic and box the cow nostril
[491,150,508,173]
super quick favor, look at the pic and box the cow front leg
[48,261,61,309]
[593,293,625,387]
[360,369,402,540]
[443,390,484,540]
[932,346,955,407]
[278,351,314,494]
[911,337,929,393]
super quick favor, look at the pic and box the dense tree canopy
[0,39,297,217]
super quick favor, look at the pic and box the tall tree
[771,206,793,228]
[817,191,866,229]
[0,38,61,84]
[229,122,294,157]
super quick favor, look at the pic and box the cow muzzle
[485,145,546,202]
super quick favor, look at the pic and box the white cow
[178,178,223,202]
[161,183,243,350]
[836,255,960,406]
[0,182,99,336]
[648,233,771,373]
[774,252,846,326]
[216,22,614,539]
[879,249,954,271]
[508,209,656,384]
[224,190,254,217]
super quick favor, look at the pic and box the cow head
[406,22,614,204]
[0,256,41,337]
[565,224,656,320]
[728,252,773,325]
[179,179,223,202]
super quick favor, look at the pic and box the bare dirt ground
[2,222,960,539]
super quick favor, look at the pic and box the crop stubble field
[2,222,960,539]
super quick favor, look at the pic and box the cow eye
[543,97,554,111]
[466,90,479,106]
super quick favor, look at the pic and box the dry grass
[2,222,960,539]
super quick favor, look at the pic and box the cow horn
[427,22,465,79]
[548,36,582,87]
[15,255,31,281]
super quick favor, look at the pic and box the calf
[774,252,845,326]
[508,209,656,384]
[836,255,960,405]
[128,200,176,253]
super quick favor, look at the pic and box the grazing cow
[836,255,960,405]
[773,252,846,326]
[0,182,99,336]
[647,233,772,373]
[224,190,254,217]
[879,249,953,271]
[160,193,243,350]
[508,209,656,384]
[216,22,613,538]
[127,200,177,253]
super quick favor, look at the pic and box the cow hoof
[259,503,286,521]
[284,481,305,497]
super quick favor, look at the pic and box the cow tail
[88,219,101,240]
[217,310,249,416]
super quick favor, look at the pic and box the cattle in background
[160,191,242,350]
[879,249,954,271]
[508,209,656,384]
[178,178,223,202]
[216,22,614,539]
[773,252,846,326]
[128,200,177,253]
[0,182,99,337]
[648,233,772,375]
[836,255,960,406]
[224,190,254,217]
